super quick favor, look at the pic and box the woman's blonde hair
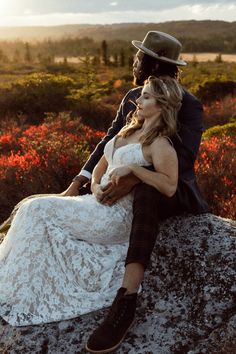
[118,76,183,146]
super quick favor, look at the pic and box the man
[63,31,209,353]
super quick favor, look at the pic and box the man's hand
[109,166,132,186]
[99,173,140,206]
[61,175,89,197]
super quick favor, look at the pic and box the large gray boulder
[0,213,236,354]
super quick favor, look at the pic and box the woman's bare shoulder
[151,136,174,150]
[149,136,177,161]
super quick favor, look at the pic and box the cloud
[109,2,118,6]
[0,7,235,27]
[0,1,235,26]
[3,0,236,16]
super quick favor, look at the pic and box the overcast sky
[0,0,235,26]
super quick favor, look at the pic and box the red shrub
[1,113,235,222]
[0,127,22,154]
[0,114,105,222]
[195,135,236,219]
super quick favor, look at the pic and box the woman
[0,76,182,326]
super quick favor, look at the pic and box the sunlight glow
[0,0,24,18]
[0,1,11,15]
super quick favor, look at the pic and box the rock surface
[0,213,236,354]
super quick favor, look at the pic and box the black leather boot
[85,287,137,353]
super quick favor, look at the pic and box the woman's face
[136,83,162,120]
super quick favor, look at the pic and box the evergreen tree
[76,55,97,101]
[0,49,9,63]
[119,48,125,67]
[91,55,100,66]
[192,54,198,67]
[12,49,21,63]
[128,54,134,67]
[215,53,223,63]
[24,42,32,63]
[37,53,53,65]
[101,40,108,66]
[113,53,118,67]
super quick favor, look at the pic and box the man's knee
[133,183,162,202]
[133,183,181,220]
[132,184,163,219]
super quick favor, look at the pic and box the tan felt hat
[132,31,187,66]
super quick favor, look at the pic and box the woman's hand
[92,183,105,203]
[109,166,132,186]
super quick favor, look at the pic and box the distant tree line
[0,38,134,67]
[0,35,235,66]
[179,36,236,53]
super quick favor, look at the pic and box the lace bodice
[101,136,150,185]
[105,136,150,167]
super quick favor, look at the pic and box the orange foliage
[0,115,105,222]
[196,135,236,219]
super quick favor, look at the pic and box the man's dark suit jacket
[82,87,209,214]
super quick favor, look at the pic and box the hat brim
[132,40,187,67]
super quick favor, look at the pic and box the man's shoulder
[182,87,202,106]
[178,87,203,124]
[123,86,142,101]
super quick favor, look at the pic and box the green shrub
[0,73,76,123]
[44,63,77,74]
[196,80,236,103]
[203,96,236,129]
[70,98,116,131]
[203,122,236,139]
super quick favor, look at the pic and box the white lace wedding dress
[0,137,150,326]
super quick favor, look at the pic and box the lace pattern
[0,137,150,326]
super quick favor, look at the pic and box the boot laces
[107,298,129,328]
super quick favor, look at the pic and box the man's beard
[133,70,148,86]
[133,75,145,86]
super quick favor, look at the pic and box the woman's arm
[109,138,178,198]
[131,139,178,197]
[61,155,108,197]
[91,155,108,198]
